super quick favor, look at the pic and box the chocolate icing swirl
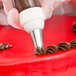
[70,40,76,48]
[34,47,46,55]
[58,42,71,51]
[72,23,76,33]
[46,45,58,53]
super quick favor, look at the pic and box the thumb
[7,8,24,30]
[41,0,54,19]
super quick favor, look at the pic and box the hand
[1,0,76,29]
[2,0,23,29]
[2,0,62,29]
[41,0,72,19]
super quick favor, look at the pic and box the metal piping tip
[30,29,43,49]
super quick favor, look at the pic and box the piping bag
[12,0,71,49]
[13,0,45,49]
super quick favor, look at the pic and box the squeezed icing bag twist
[12,0,71,32]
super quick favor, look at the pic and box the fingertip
[7,8,19,25]
[7,8,24,30]
[45,12,53,19]
[3,0,13,14]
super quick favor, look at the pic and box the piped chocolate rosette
[34,47,47,55]
[72,23,76,33]
[70,40,76,48]
[46,45,58,54]
[57,42,71,51]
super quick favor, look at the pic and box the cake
[0,15,76,76]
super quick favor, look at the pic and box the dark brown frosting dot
[57,42,71,51]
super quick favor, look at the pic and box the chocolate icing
[46,45,58,53]
[0,43,12,51]
[70,40,76,48]
[0,45,4,50]
[34,40,76,55]
[58,42,71,51]
[34,47,46,55]
[72,23,76,33]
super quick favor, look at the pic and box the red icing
[0,15,76,76]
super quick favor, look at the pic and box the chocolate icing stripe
[59,45,70,48]
[47,49,56,53]
[46,50,55,54]
[58,46,69,51]
[70,40,76,48]
[71,43,76,44]
[59,47,66,51]
[58,42,71,51]
[71,41,76,43]
[46,45,58,53]
[71,43,76,45]
[71,45,76,48]
[58,43,70,45]
[58,45,70,48]
[71,45,76,47]
[47,47,55,52]
[71,46,76,48]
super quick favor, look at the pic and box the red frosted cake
[0,15,76,76]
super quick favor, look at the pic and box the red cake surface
[0,15,76,76]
